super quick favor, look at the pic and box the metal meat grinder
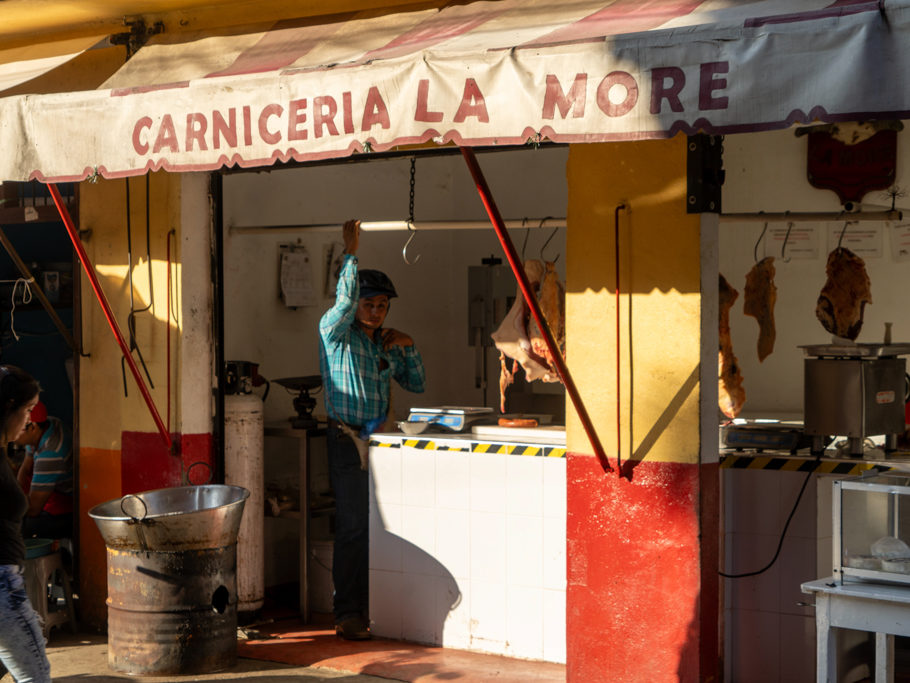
[801,343,910,456]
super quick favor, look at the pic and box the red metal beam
[460,147,612,472]
[48,183,171,450]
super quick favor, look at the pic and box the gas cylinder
[224,393,264,617]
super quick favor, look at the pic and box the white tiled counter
[368,432,566,662]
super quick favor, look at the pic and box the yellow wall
[566,137,702,466]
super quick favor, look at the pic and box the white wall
[721,128,910,415]
[222,147,568,423]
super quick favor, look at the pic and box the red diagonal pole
[460,148,611,472]
[48,183,171,450]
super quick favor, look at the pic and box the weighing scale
[407,406,495,432]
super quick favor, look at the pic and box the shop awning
[1,0,908,182]
[0,35,106,95]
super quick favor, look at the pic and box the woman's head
[0,365,40,443]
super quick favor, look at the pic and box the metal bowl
[397,420,430,435]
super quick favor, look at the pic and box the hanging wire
[753,222,768,263]
[7,277,32,341]
[780,222,794,263]
[538,217,558,262]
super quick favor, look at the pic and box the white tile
[370,447,401,505]
[436,451,470,510]
[777,533,817,617]
[470,511,507,583]
[507,456,543,516]
[435,507,470,580]
[400,573,439,644]
[542,589,566,663]
[507,514,543,588]
[816,535,833,580]
[506,585,543,660]
[542,516,566,590]
[369,502,402,572]
[728,469,782,536]
[542,458,566,519]
[726,532,780,612]
[369,569,402,639]
[438,575,469,650]
[401,506,441,577]
[469,578,507,653]
[779,613,816,683]
[780,470,817,539]
[469,452,507,514]
[401,448,436,507]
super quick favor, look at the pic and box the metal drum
[89,485,249,675]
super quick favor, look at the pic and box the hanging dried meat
[492,259,563,413]
[719,274,746,418]
[815,247,872,341]
[743,257,777,362]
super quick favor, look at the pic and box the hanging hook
[402,158,421,265]
[402,223,420,265]
[780,222,793,263]
[520,217,530,259]
[753,222,768,263]
[837,220,851,249]
[538,216,558,263]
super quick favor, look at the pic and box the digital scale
[407,406,496,432]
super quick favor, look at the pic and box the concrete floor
[1,631,392,683]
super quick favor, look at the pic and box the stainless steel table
[802,577,910,683]
[264,422,325,622]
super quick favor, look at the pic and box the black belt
[328,418,364,433]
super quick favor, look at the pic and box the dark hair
[0,365,40,438]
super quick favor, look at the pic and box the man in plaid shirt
[319,219,425,640]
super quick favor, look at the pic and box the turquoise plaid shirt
[319,254,426,428]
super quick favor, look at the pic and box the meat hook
[402,222,420,265]
[538,217,559,263]
[780,222,793,263]
[753,222,768,263]
[837,220,852,249]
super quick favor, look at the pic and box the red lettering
[542,74,587,119]
[596,72,638,118]
[152,114,179,154]
[699,61,729,111]
[258,104,283,144]
[242,106,253,146]
[288,99,308,141]
[212,110,237,149]
[313,97,338,138]
[342,92,354,134]
[650,67,685,114]
[132,117,152,155]
[454,78,489,123]
[361,87,391,131]
[415,79,444,123]
[185,113,208,152]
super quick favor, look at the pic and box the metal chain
[408,157,416,225]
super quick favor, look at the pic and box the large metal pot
[88,484,249,551]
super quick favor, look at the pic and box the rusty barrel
[89,485,249,675]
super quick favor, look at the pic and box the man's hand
[343,219,360,255]
[381,328,414,349]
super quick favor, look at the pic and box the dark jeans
[327,421,368,623]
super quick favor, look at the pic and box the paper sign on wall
[825,222,883,258]
[890,223,910,262]
[764,224,819,261]
[279,245,315,308]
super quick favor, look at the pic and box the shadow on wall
[368,476,461,646]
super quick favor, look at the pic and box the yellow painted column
[565,137,718,682]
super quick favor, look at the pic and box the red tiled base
[238,617,566,683]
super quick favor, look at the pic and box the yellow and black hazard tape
[368,438,565,457]
[720,453,887,476]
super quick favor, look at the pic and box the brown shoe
[335,616,371,641]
